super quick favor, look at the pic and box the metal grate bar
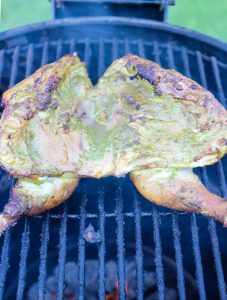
[112,38,118,61]
[25,44,34,77]
[98,188,106,300]
[124,38,131,53]
[151,41,165,300]
[153,41,161,65]
[38,52,50,300]
[16,43,35,299]
[0,231,10,300]
[181,47,190,77]
[70,38,76,55]
[217,161,227,198]
[16,219,30,300]
[75,49,89,300]
[33,210,191,220]
[172,215,186,300]
[56,39,63,60]
[9,46,20,88]
[153,41,161,64]
[116,184,126,299]
[138,39,145,58]
[0,50,4,85]
[134,194,144,300]
[38,213,50,300]
[77,195,87,300]
[57,206,68,300]
[196,51,208,87]
[191,214,207,300]
[211,56,226,106]
[167,44,187,300]
[134,39,145,300]
[41,41,49,66]
[181,46,207,300]
[97,37,106,299]
[152,207,165,300]
[98,38,105,78]
[84,38,91,71]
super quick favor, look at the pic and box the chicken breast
[0,54,226,235]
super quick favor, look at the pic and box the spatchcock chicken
[0,54,226,236]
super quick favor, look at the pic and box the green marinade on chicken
[0,54,226,235]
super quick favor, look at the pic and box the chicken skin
[0,54,226,235]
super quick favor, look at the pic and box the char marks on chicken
[0,54,226,235]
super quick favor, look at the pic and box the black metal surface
[0,18,226,299]
[51,0,173,21]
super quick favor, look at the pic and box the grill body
[0,17,226,300]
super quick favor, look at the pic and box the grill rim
[0,16,227,53]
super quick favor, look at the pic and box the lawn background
[0,0,227,42]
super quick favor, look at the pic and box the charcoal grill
[0,1,227,299]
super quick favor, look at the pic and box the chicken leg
[0,174,79,236]
[131,168,227,226]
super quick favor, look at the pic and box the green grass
[169,0,227,41]
[0,0,226,42]
[0,0,51,31]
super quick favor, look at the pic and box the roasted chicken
[0,54,226,235]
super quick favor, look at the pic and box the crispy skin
[131,168,227,225]
[0,175,79,235]
[0,54,92,176]
[0,54,226,235]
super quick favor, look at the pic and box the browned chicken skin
[0,54,226,235]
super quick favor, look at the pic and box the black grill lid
[0,17,226,300]
[51,0,174,21]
